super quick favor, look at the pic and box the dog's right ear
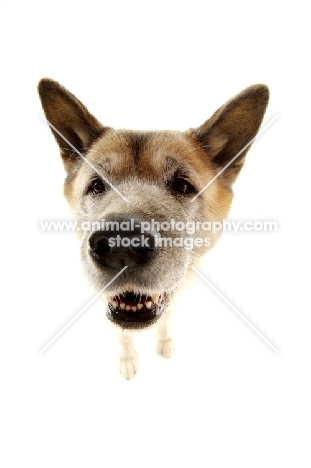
[38,79,106,173]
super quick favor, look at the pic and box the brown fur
[38,78,269,378]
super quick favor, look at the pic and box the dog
[38,79,269,379]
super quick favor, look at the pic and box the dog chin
[106,291,167,329]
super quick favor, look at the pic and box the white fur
[118,331,138,380]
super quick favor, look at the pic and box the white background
[0,0,310,466]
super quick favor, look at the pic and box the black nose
[88,216,157,269]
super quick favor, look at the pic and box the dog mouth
[107,291,166,329]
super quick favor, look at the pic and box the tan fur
[38,79,269,379]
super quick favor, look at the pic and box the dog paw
[157,338,174,358]
[119,356,137,380]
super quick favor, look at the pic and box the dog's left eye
[171,177,194,195]
[87,178,106,196]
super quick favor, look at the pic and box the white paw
[119,356,137,380]
[157,338,174,358]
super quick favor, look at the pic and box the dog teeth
[112,292,163,312]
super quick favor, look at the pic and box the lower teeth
[109,292,164,312]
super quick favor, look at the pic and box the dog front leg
[118,330,137,380]
[156,307,174,358]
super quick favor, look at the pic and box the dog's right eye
[87,178,106,196]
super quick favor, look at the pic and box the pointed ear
[38,78,106,173]
[190,85,269,185]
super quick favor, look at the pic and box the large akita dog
[38,79,269,379]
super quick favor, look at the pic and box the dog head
[38,79,269,329]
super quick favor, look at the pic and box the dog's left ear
[190,85,269,185]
